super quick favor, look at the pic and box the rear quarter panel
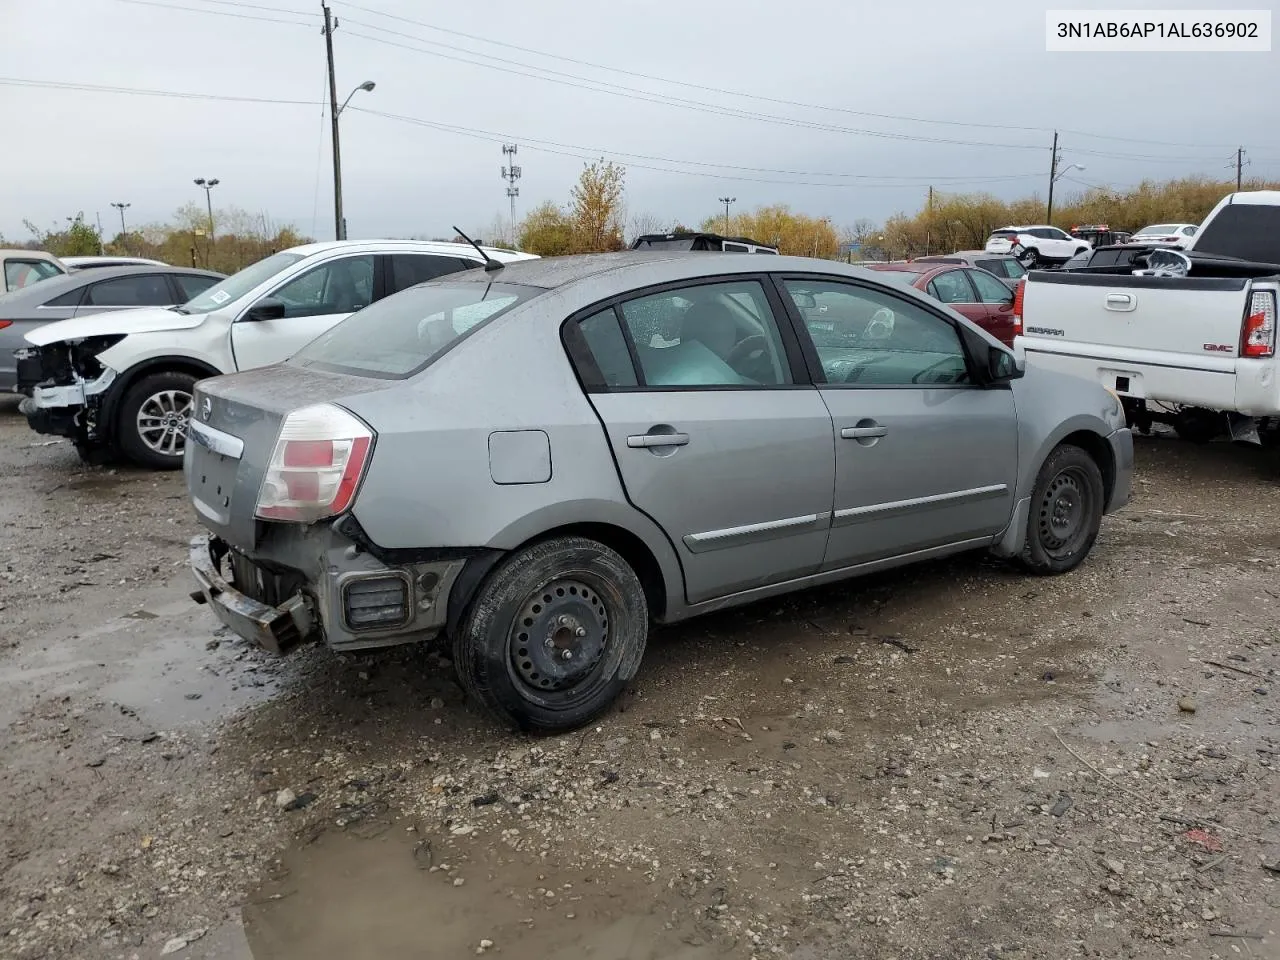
[339,285,685,608]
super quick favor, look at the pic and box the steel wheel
[135,389,192,457]
[1035,465,1094,561]
[509,578,611,695]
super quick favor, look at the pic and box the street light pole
[193,178,219,266]
[718,196,736,234]
[111,202,130,251]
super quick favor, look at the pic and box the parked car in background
[1130,223,1198,245]
[630,232,779,254]
[1070,224,1132,248]
[911,251,1027,288]
[0,265,222,393]
[863,261,1019,345]
[62,255,170,271]
[1,249,67,294]
[17,240,537,468]
[185,252,1131,732]
[985,226,1090,268]
[1015,190,1280,442]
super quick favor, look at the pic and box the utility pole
[322,2,344,240]
[1237,147,1247,190]
[718,196,736,234]
[926,185,934,255]
[1045,131,1060,223]
[94,211,105,254]
[501,144,521,244]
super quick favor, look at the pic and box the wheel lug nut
[575,627,586,638]
[544,638,554,649]
[561,649,573,661]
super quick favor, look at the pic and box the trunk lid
[1021,272,1253,358]
[185,363,395,551]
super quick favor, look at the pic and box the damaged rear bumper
[189,535,314,655]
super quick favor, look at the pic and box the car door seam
[831,483,1010,526]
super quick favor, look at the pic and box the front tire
[453,537,648,733]
[116,371,197,470]
[1021,248,1040,269]
[1021,444,1105,575]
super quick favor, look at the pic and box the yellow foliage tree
[570,159,626,253]
[700,204,839,258]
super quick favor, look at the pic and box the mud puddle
[245,822,733,960]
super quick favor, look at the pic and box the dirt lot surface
[0,392,1277,960]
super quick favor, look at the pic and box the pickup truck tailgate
[1021,273,1252,356]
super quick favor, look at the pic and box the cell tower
[501,144,521,242]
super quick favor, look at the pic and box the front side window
[968,269,1013,304]
[84,274,173,306]
[264,255,375,318]
[5,259,63,290]
[291,281,540,379]
[927,270,976,304]
[616,280,792,387]
[1001,259,1027,279]
[782,279,969,387]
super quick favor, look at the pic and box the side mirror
[243,297,286,322]
[988,346,1023,383]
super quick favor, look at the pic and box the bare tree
[627,211,667,243]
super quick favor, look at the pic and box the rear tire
[1173,408,1222,444]
[1021,248,1040,269]
[452,536,648,733]
[116,371,198,470]
[1020,444,1105,575]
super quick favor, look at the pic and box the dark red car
[864,262,1019,346]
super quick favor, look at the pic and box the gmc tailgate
[1016,271,1280,415]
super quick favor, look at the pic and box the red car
[864,262,1019,347]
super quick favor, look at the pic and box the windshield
[178,251,304,313]
[1136,224,1179,235]
[4,258,64,290]
[1193,204,1280,263]
[291,281,542,379]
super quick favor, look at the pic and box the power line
[0,76,319,105]
[349,105,1045,189]
[341,26,1054,152]
[338,1,1255,152]
[112,0,315,27]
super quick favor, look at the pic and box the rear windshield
[1193,204,1280,263]
[291,281,542,379]
[1137,224,1179,234]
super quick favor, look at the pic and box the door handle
[841,426,888,440]
[627,432,690,448]
[1105,293,1135,311]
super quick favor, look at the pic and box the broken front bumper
[189,536,314,655]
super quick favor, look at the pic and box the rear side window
[390,254,478,292]
[573,309,639,388]
[84,274,172,306]
[44,287,87,307]
[174,273,218,300]
[291,281,541,379]
[5,259,63,290]
[1001,259,1026,278]
[1194,205,1280,261]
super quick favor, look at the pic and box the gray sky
[3,0,1277,243]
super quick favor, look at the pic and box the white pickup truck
[1014,191,1280,442]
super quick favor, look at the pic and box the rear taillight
[1012,279,1025,337]
[0,321,12,331]
[1241,290,1277,359]
[255,403,373,523]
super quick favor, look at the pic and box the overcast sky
[3,0,1277,243]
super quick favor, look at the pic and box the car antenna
[453,226,503,272]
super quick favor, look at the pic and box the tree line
[8,169,1277,271]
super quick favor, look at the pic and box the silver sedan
[2,265,222,392]
[186,253,1132,732]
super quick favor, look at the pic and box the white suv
[17,240,536,468]
[984,226,1090,268]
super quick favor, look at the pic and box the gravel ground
[0,393,1276,960]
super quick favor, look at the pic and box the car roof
[281,239,536,260]
[0,248,63,261]
[440,250,952,292]
[863,261,943,276]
